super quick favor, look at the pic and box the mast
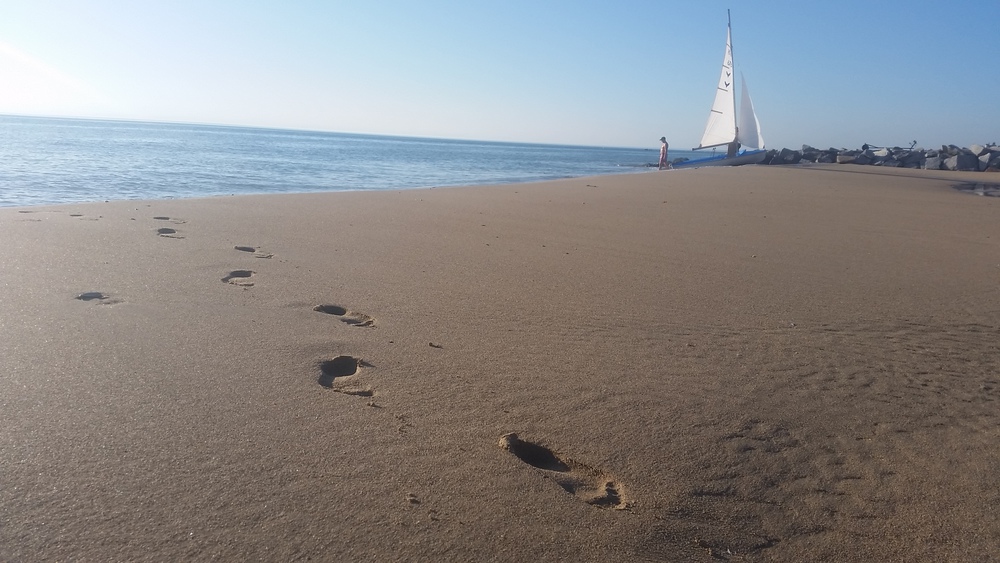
[728,9,736,133]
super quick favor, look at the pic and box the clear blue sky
[2,1,997,150]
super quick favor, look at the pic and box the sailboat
[673,10,767,168]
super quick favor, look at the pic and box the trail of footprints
[152,214,379,400]
[80,213,627,513]
[312,304,378,399]
[154,216,187,238]
[225,235,626,510]
[310,300,627,509]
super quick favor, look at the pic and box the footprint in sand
[317,355,375,396]
[234,245,274,259]
[156,227,184,239]
[313,304,375,328]
[221,270,254,286]
[498,433,627,509]
[153,216,187,224]
[75,291,122,305]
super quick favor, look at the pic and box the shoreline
[5,163,995,211]
[3,165,999,561]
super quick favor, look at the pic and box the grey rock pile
[763,144,1000,171]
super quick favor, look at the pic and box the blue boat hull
[671,149,767,169]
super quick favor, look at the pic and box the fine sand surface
[2,165,999,561]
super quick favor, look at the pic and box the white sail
[697,27,736,149]
[736,72,764,149]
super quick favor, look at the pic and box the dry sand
[2,165,998,561]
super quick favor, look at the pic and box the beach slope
[2,165,998,561]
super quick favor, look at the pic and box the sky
[1,1,998,150]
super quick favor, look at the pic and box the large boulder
[901,151,926,168]
[769,148,802,165]
[980,153,992,171]
[836,154,856,164]
[924,156,943,170]
[945,154,979,171]
[985,152,1000,172]
[970,144,988,156]
[800,145,822,162]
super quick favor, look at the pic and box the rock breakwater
[763,143,1000,171]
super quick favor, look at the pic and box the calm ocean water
[0,115,698,207]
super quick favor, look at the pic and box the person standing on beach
[658,137,669,169]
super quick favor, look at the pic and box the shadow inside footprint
[499,433,626,509]
[314,304,348,316]
[313,304,375,327]
[221,270,254,285]
[75,291,122,305]
[156,227,184,238]
[318,355,360,388]
[235,245,274,258]
[499,435,570,472]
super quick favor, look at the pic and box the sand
[2,165,998,561]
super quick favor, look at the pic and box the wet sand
[2,164,998,561]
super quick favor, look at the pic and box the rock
[980,153,992,171]
[768,148,801,165]
[901,151,925,168]
[766,143,995,171]
[945,154,979,171]
[800,146,822,162]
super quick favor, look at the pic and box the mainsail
[696,26,736,150]
[694,12,764,152]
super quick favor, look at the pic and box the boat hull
[671,149,767,169]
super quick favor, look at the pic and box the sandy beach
[2,164,998,561]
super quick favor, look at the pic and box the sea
[0,115,701,208]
